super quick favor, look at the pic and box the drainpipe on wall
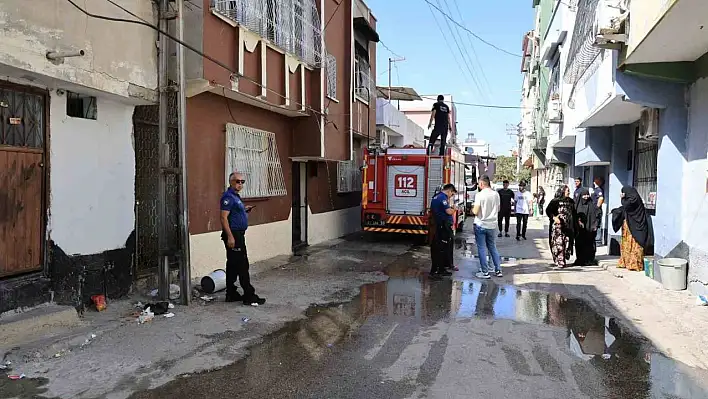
[177,0,192,306]
[157,0,170,302]
[320,0,326,159]
[349,0,355,159]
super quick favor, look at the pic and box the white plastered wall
[48,90,136,255]
[189,204,362,278]
[189,213,293,278]
[307,205,361,246]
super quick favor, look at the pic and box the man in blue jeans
[472,175,502,279]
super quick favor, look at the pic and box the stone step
[0,304,81,350]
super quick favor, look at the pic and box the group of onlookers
[427,175,654,278]
[544,177,653,270]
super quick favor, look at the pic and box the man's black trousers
[431,222,453,273]
[516,214,529,238]
[498,212,510,233]
[428,128,448,156]
[222,231,255,298]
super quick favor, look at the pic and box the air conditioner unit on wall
[638,108,660,142]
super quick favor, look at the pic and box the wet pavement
[126,253,708,399]
[5,224,708,398]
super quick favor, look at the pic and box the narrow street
[6,221,708,399]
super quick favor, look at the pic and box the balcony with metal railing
[211,0,323,68]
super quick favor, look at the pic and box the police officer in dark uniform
[430,183,457,279]
[220,172,266,305]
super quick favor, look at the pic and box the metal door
[133,94,180,276]
[0,84,46,277]
[387,165,425,215]
[292,162,307,250]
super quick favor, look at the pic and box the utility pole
[387,56,405,107]
[176,0,192,305]
[157,0,170,301]
[506,123,523,174]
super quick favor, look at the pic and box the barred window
[225,123,287,198]
[634,139,658,211]
[337,160,362,193]
[325,52,337,99]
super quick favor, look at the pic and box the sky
[366,0,534,155]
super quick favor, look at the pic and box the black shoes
[225,291,243,302]
[243,295,266,306]
[505,233,510,238]
[430,270,452,280]
[227,291,266,306]
[498,233,503,238]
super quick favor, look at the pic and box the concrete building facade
[183,0,379,279]
[0,0,158,313]
[550,0,708,294]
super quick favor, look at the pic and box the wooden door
[0,84,46,277]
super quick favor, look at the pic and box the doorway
[292,162,308,251]
[0,83,47,278]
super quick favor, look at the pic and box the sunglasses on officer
[234,179,246,184]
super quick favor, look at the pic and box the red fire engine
[361,145,467,236]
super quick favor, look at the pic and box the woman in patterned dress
[611,186,654,271]
[545,185,575,269]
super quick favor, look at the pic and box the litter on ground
[137,307,155,324]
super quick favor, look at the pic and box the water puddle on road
[125,265,708,399]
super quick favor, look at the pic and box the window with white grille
[354,42,372,101]
[337,160,362,193]
[225,123,287,198]
[212,0,323,68]
[325,52,337,99]
[633,139,658,211]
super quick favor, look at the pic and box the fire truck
[361,145,468,236]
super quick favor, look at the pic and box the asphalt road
[130,242,708,399]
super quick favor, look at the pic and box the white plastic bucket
[200,269,227,294]
[657,258,688,291]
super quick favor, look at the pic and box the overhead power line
[450,0,492,96]
[422,0,522,58]
[386,88,526,109]
[324,0,344,31]
[425,1,477,98]
[379,40,403,59]
[436,0,488,102]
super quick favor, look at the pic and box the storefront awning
[376,86,422,101]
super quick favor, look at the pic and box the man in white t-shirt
[472,175,502,279]
[514,180,533,240]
